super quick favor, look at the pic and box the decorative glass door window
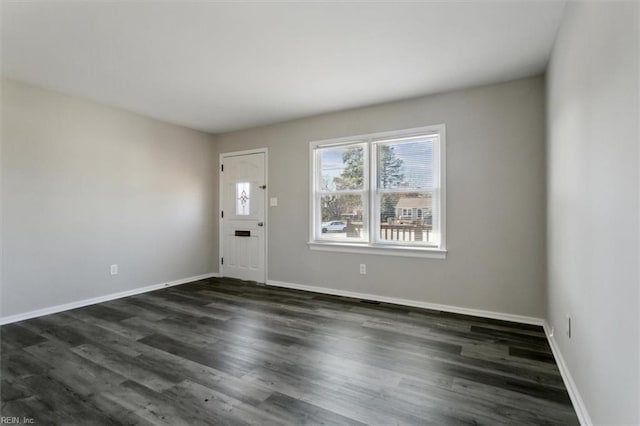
[236,182,250,216]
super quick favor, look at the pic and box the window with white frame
[309,125,446,256]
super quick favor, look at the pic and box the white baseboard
[543,322,592,426]
[0,272,220,325]
[266,279,545,326]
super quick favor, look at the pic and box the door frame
[219,148,269,283]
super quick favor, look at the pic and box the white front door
[220,151,266,283]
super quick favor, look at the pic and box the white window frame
[312,141,369,243]
[308,124,447,259]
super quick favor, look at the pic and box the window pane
[377,192,435,244]
[236,182,250,215]
[319,145,364,191]
[319,194,365,241]
[377,139,433,190]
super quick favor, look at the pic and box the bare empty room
[1,1,639,425]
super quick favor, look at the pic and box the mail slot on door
[235,230,251,237]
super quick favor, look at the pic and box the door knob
[257,222,264,227]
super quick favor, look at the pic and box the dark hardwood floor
[1,277,579,425]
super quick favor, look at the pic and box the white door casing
[220,150,267,283]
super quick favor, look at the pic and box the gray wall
[215,77,547,318]
[1,79,218,318]
[546,2,639,425]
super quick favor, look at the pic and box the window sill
[307,241,447,259]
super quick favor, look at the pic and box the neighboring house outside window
[396,196,431,222]
[308,125,446,259]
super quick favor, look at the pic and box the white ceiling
[1,1,565,134]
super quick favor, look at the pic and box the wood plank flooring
[1,277,579,425]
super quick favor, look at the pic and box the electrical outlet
[110,264,118,275]
[566,315,571,338]
[359,264,366,275]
